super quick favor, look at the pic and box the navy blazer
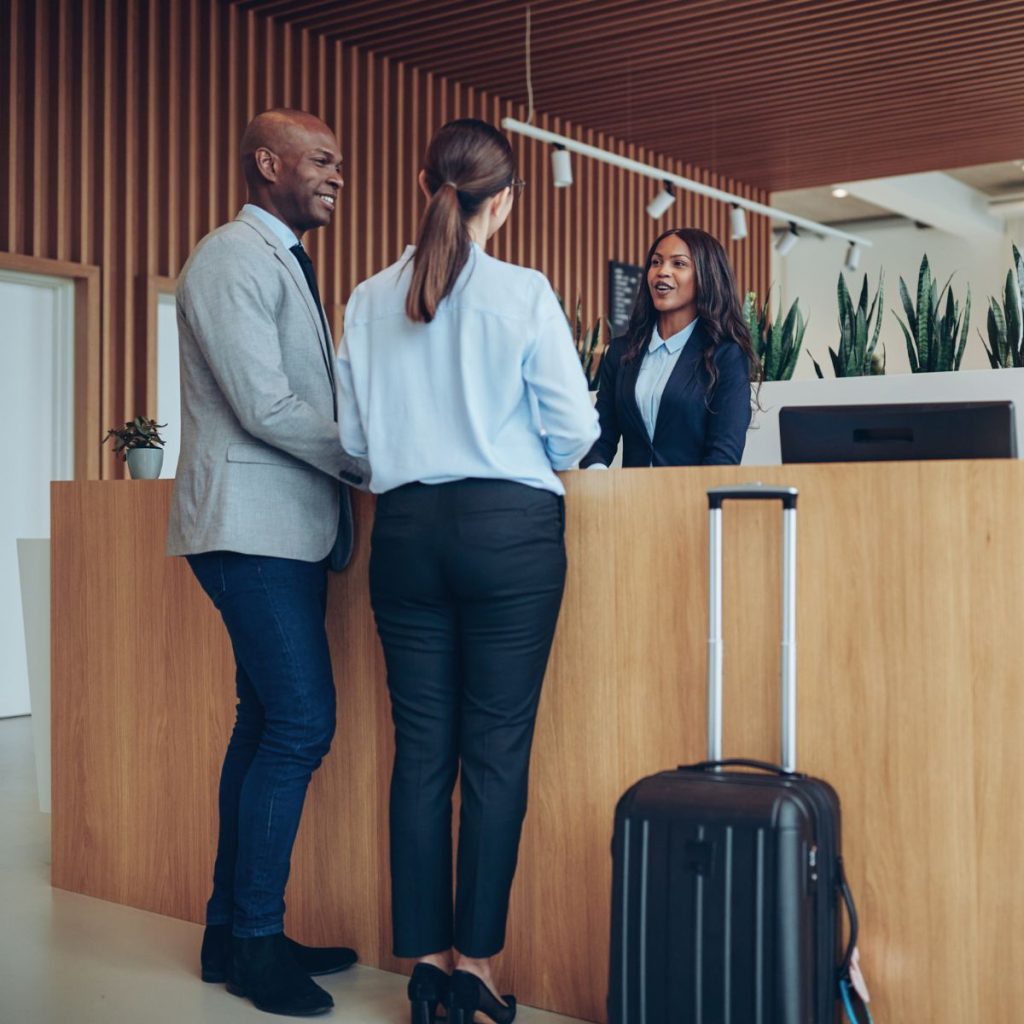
[580,323,752,468]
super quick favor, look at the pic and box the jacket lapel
[236,210,336,386]
[276,246,337,387]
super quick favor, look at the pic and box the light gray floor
[0,716,584,1024]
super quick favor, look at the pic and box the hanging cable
[525,6,535,124]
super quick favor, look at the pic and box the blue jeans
[186,552,336,938]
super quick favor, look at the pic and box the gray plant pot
[126,447,164,480]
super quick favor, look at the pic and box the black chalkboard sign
[608,260,644,338]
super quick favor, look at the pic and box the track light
[730,204,748,241]
[832,187,849,199]
[645,181,676,219]
[774,223,799,256]
[844,242,861,272]
[501,118,873,254]
[551,144,573,188]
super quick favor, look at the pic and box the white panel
[0,271,75,718]
[156,292,180,478]
[839,172,1003,239]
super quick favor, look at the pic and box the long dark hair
[406,118,516,323]
[623,227,761,396]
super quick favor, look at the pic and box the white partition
[743,367,1024,465]
[18,539,50,813]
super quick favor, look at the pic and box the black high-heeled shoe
[408,962,451,1024]
[447,969,516,1024]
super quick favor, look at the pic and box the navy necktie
[290,242,337,420]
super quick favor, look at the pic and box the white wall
[772,214,1024,379]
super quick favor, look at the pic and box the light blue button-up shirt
[337,244,599,495]
[634,318,700,440]
[241,203,299,248]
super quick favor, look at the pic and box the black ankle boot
[227,932,334,1017]
[447,969,516,1024]
[201,923,358,983]
[408,963,450,1024]
[200,923,233,983]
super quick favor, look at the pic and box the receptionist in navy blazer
[581,227,758,469]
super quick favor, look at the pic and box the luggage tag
[839,947,875,1024]
[849,946,871,1003]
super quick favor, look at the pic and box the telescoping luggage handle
[706,484,799,772]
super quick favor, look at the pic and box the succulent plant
[980,244,1024,369]
[894,254,970,373]
[743,290,805,381]
[810,271,885,378]
[101,416,167,460]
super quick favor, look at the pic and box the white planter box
[743,367,1024,466]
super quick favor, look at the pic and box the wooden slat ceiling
[228,0,1024,192]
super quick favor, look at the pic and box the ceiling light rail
[501,117,873,250]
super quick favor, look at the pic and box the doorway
[0,268,75,717]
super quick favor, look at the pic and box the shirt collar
[651,317,699,355]
[243,203,301,250]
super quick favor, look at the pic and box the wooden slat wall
[0,0,770,480]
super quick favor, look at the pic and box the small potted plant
[102,416,167,479]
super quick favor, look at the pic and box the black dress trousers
[368,478,567,959]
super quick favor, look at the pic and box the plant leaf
[916,256,933,372]
[895,315,918,372]
[955,288,971,370]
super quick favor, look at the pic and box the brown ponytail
[406,118,517,323]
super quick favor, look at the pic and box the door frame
[0,252,101,479]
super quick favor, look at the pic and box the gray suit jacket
[167,208,368,564]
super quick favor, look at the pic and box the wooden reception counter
[52,463,1024,1022]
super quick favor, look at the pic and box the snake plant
[894,254,971,373]
[743,290,805,381]
[981,244,1024,368]
[810,271,885,378]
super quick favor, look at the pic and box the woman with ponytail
[337,119,598,1024]
[581,227,758,469]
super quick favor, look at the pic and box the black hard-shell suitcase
[608,485,863,1024]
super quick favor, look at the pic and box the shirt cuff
[585,462,609,470]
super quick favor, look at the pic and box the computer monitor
[779,401,1017,463]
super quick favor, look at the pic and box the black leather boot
[201,923,358,983]
[227,932,334,1017]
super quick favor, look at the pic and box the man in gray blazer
[167,108,367,1018]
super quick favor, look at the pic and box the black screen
[779,401,1017,463]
